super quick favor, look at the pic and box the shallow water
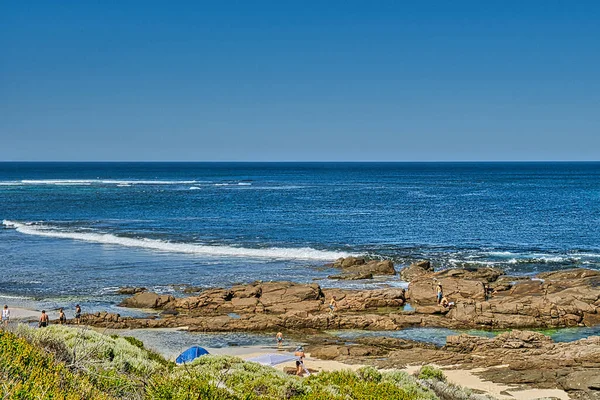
[107,329,282,360]
[329,326,600,347]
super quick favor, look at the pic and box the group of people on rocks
[38,305,82,328]
[0,304,82,329]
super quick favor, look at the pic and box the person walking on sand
[75,304,81,325]
[276,332,283,348]
[329,296,337,315]
[39,310,49,328]
[436,284,443,305]
[2,305,9,328]
[58,308,66,324]
[294,346,310,377]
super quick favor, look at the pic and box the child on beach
[2,305,9,327]
[276,332,283,348]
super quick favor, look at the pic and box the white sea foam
[189,186,202,190]
[8,179,202,186]
[3,220,353,261]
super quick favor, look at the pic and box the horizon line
[0,160,599,164]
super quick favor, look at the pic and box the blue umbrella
[176,346,209,364]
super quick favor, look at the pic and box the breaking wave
[3,220,353,261]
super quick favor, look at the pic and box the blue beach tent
[176,346,209,364]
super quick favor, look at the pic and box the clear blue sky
[1,1,599,161]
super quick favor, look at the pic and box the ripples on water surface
[1,162,599,311]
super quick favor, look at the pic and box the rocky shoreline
[66,258,600,398]
[306,330,600,399]
[79,259,600,333]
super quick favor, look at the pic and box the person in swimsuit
[58,308,66,324]
[441,296,455,309]
[276,332,283,348]
[436,284,443,305]
[329,296,337,315]
[2,305,9,327]
[294,346,308,376]
[75,305,81,325]
[39,310,49,328]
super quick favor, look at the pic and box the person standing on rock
[436,284,443,305]
[329,296,337,315]
[2,305,9,327]
[58,308,66,324]
[276,332,283,348]
[75,304,81,325]
[38,310,49,328]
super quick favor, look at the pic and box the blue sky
[1,1,599,161]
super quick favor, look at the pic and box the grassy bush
[417,365,446,382]
[0,329,110,399]
[12,324,165,398]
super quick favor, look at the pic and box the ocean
[1,162,599,315]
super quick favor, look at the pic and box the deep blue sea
[1,162,599,315]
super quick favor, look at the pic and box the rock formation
[330,257,396,279]
[88,268,599,332]
[307,330,600,399]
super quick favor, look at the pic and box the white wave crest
[3,220,352,261]
[5,179,202,186]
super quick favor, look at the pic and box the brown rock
[117,287,147,295]
[400,260,434,281]
[333,256,366,268]
[333,257,396,276]
[119,292,174,309]
[560,370,600,391]
[328,272,373,280]
[537,268,600,281]
[583,312,600,327]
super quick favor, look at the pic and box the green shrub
[0,329,111,399]
[357,366,382,382]
[417,365,446,382]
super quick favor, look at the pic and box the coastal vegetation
[0,324,488,400]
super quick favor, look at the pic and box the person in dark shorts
[75,304,81,325]
[294,346,309,376]
[39,310,49,328]
[58,308,66,324]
